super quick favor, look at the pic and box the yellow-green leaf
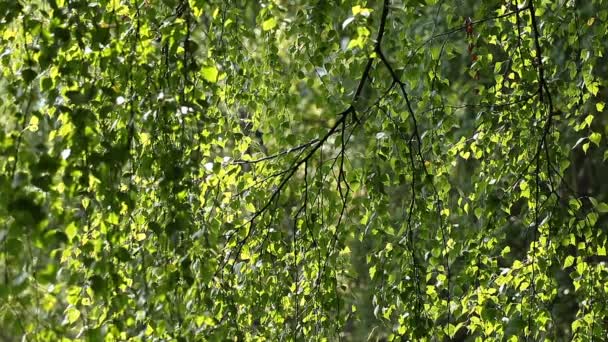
[27,116,39,132]
[145,324,154,336]
[65,307,80,324]
[195,315,214,327]
[584,114,594,127]
[352,5,373,16]
[582,142,590,154]
[369,265,376,279]
[65,222,78,242]
[202,65,219,83]
[262,17,277,31]
[519,180,530,198]
[587,81,599,95]
[564,255,574,268]
[589,132,601,146]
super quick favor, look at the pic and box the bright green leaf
[262,17,277,31]
[369,265,377,280]
[589,132,601,146]
[202,65,219,83]
[65,307,80,324]
[564,255,575,268]
[352,5,373,16]
[583,142,590,154]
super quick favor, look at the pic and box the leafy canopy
[1,0,608,341]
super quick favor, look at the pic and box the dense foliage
[1,0,608,340]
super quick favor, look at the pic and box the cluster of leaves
[1,0,607,341]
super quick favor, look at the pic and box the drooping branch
[399,7,530,72]
[215,0,396,287]
[245,0,392,225]
[528,0,556,335]
[232,138,319,165]
[375,18,456,332]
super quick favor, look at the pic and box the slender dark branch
[403,7,530,70]
[529,0,555,192]
[432,6,531,41]
[337,119,351,200]
[353,58,375,104]
[353,0,390,102]
[377,36,452,333]
[376,48,418,136]
[246,0,392,225]
[231,168,294,199]
[314,178,350,292]
[381,106,423,319]
[375,0,390,45]
[233,0,394,310]
[529,1,554,114]
[232,138,319,165]
[348,0,391,124]
[247,108,350,225]
[528,0,555,336]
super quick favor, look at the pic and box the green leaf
[262,17,277,31]
[564,255,575,268]
[596,202,608,213]
[27,115,39,132]
[22,68,37,84]
[65,222,77,242]
[586,81,599,95]
[519,180,530,198]
[65,307,80,324]
[369,265,377,280]
[40,77,53,90]
[584,114,594,127]
[589,132,601,146]
[195,315,214,327]
[66,90,88,104]
[202,65,219,83]
[352,5,373,16]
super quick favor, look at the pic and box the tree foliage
[1,0,608,340]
